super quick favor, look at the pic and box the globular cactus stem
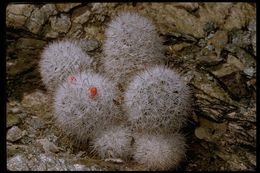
[102,12,166,88]
[91,125,133,160]
[133,133,187,171]
[124,66,192,134]
[39,39,95,93]
[53,71,122,143]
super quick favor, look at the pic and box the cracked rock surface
[6,2,256,171]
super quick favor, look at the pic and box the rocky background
[6,3,256,171]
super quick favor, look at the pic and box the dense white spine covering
[133,133,186,170]
[91,125,133,160]
[53,72,121,142]
[102,12,165,87]
[39,39,94,92]
[124,66,192,133]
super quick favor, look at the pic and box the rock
[247,21,256,32]
[243,67,255,78]
[227,122,255,151]
[36,138,60,153]
[91,3,118,14]
[7,144,27,158]
[226,54,244,71]
[7,57,34,77]
[203,22,217,35]
[215,150,254,171]
[7,154,30,171]
[83,25,104,41]
[77,39,100,52]
[194,92,237,122]
[190,70,238,122]
[231,30,251,48]
[7,147,105,171]
[7,113,21,128]
[224,45,256,70]
[6,37,46,77]
[251,31,256,56]
[221,72,250,100]
[197,38,207,47]
[195,117,228,142]
[198,3,233,29]
[16,38,46,49]
[104,158,124,164]
[6,4,34,28]
[28,117,46,130]
[207,30,228,50]
[33,154,104,171]
[191,71,235,105]
[73,164,89,171]
[25,7,45,33]
[71,6,91,24]
[245,152,256,167]
[139,3,205,38]
[66,22,84,38]
[41,4,58,17]
[211,63,238,78]
[21,90,52,118]
[44,30,59,38]
[21,90,49,108]
[49,14,71,33]
[56,3,81,12]
[223,46,256,79]
[227,106,256,124]
[25,4,57,34]
[173,3,199,12]
[196,51,223,66]
[7,126,24,142]
[168,42,191,54]
[209,55,251,99]
[9,107,22,114]
[235,49,255,69]
[223,3,256,30]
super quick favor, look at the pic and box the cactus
[133,133,186,170]
[124,66,192,134]
[102,12,165,88]
[39,39,94,93]
[38,11,192,170]
[91,125,133,160]
[53,71,122,142]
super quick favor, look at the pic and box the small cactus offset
[102,12,165,88]
[53,71,121,142]
[91,125,133,160]
[133,133,187,171]
[124,66,192,134]
[39,39,94,93]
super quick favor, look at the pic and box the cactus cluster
[39,12,192,171]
